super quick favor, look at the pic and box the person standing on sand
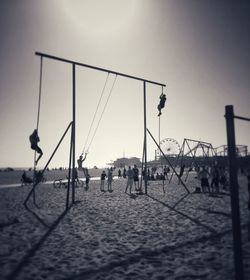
[85,169,90,190]
[219,166,228,190]
[178,164,185,184]
[107,168,113,192]
[125,166,134,194]
[123,167,127,178]
[198,166,210,192]
[211,165,219,193]
[100,170,107,192]
[133,164,139,191]
[29,129,43,165]
[118,169,122,178]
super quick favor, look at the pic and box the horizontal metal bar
[35,52,166,87]
[234,115,250,122]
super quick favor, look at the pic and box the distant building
[113,157,141,168]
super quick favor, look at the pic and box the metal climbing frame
[225,105,250,280]
[168,138,216,183]
[34,52,166,198]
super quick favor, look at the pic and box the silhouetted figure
[219,166,228,190]
[77,153,87,172]
[125,166,134,194]
[133,164,139,190]
[21,171,32,185]
[118,169,122,178]
[29,129,43,165]
[211,165,219,193]
[199,166,210,192]
[123,168,127,178]
[107,168,113,192]
[163,165,170,180]
[100,170,107,192]
[157,93,167,116]
[147,168,151,180]
[85,169,90,190]
[178,164,185,184]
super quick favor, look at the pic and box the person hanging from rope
[157,93,167,116]
[77,153,88,172]
[29,129,43,165]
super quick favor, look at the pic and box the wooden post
[225,105,244,280]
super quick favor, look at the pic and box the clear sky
[0,0,249,168]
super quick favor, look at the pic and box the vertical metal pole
[140,138,145,191]
[72,64,76,203]
[66,126,73,209]
[225,105,244,280]
[143,81,148,194]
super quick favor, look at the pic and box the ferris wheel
[156,138,181,158]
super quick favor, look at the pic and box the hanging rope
[81,73,110,155]
[36,56,43,131]
[86,74,117,153]
[33,56,43,171]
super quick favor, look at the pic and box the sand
[0,174,249,280]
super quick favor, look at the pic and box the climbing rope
[33,56,43,170]
[36,56,43,132]
[85,74,117,153]
[81,73,110,155]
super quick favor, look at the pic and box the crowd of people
[196,165,229,193]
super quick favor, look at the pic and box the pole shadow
[146,193,217,234]
[6,205,72,280]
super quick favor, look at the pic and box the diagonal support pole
[147,128,190,194]
[24,122,73,208]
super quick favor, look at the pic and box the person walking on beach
[199,166,210,192]
[133,164,139,191]
[100,170,107,192]
[125,166,134,194]
[107,168,113,192]
[29,129,43,165]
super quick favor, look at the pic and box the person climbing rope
[157,93,167,116]
[29,129,43,165]
[77,153,87,172]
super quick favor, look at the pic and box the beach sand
[0,173,249,280]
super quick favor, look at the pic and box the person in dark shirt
[100,170,107,192]
[133,164,139,190]
[157,93,167,116]
[29,129,43,165]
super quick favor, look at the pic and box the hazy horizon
[0,0,249,169]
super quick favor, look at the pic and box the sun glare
[62,0,138,36]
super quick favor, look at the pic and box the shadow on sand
[6,205,72,280]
